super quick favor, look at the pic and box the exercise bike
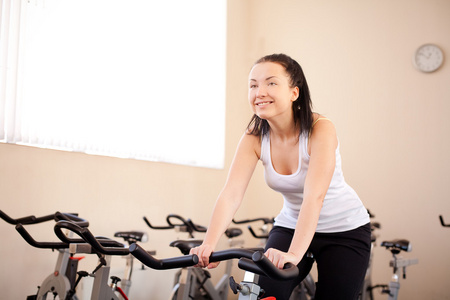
[144,214,244,300]
[233,216,315,300]
[53,219,156,300]
[369,239,418,300]
[1,210,88,300]
[130,242,300,300]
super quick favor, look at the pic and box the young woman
[190,53,371,300]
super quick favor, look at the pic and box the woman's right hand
[189,244,220,269]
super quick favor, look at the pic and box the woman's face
[248,62,298,122]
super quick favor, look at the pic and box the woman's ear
[291,86,299,102]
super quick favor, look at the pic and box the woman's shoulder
[240,130,262,158]
[311,113,334,128]
[309,113,337,143]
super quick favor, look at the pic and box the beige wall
[1,0,450,299]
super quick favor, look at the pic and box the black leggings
[258,223,371,300]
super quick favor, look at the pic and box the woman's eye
[250,84,257,89]
[269,82,277,86]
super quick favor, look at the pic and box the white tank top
[260,131,370,233]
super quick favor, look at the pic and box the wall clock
[413,44,444,73]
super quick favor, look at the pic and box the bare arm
[265,119,338,268]
[191,132,260,268]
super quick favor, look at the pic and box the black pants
[258,223,371,300]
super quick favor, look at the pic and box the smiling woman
[0,0,226,168]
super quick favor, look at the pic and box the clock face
[413,44,444,73]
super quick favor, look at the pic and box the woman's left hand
[264,248,300,269]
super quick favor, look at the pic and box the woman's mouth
[256,101,273,106]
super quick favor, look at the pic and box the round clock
[413,44,444,73]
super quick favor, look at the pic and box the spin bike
[369,239,418,300]
[144,214,244,300]
[130,242,300,300]
[1,210,89,300]
[233,217,315,300]
[53,219,155,300]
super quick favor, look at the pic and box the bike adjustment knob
[229,276,242,294]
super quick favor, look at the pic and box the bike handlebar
[143,216,173,230]
[54,212,89,227]
[241,251,299,280]
[211,249,298,280]
[0,210,87,226]
[232,217,275,225]
[440,215,450,227]
[247,226,269,239]
[15,223,70,249]
[54,220,128,256]
[6,211,89,249]
[129,244,299,281]
[129,243,199,270]
[143,214,207,238]
[1,210,38,224]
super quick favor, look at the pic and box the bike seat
[225,227,243,238]
[381,239,411,252]
[114,231,148,243]
[170,239,203,255]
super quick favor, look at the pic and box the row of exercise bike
[0,209,424,300]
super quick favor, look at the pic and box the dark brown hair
[247,53,313,137]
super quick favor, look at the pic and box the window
[0,0,226,169]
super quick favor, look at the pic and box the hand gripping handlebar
[238,251,299,280]
[129,244,299,281]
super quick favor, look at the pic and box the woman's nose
[256,85,267,97]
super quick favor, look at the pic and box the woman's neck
[268,119,300,143]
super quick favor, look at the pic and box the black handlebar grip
[440,215,450,227]
[1,210,36,224]
[143,216,174,230]
[186,219,207,232]
[237,257,268,277]
[209,248,256,262]
[166,214,188,227]
[54,220,129,256]
[232,217,275,225]
[0,210,49,225]
[247,225,269,239]
[1,210,85,226]
[129,243,199,269]
[54,212,89,227]
[251,251,299,280]
[15,224,69,249]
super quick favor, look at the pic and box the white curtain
[0,0,226,169]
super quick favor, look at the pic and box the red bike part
[115,286,128,300]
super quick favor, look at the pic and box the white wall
[242,1,450,299]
